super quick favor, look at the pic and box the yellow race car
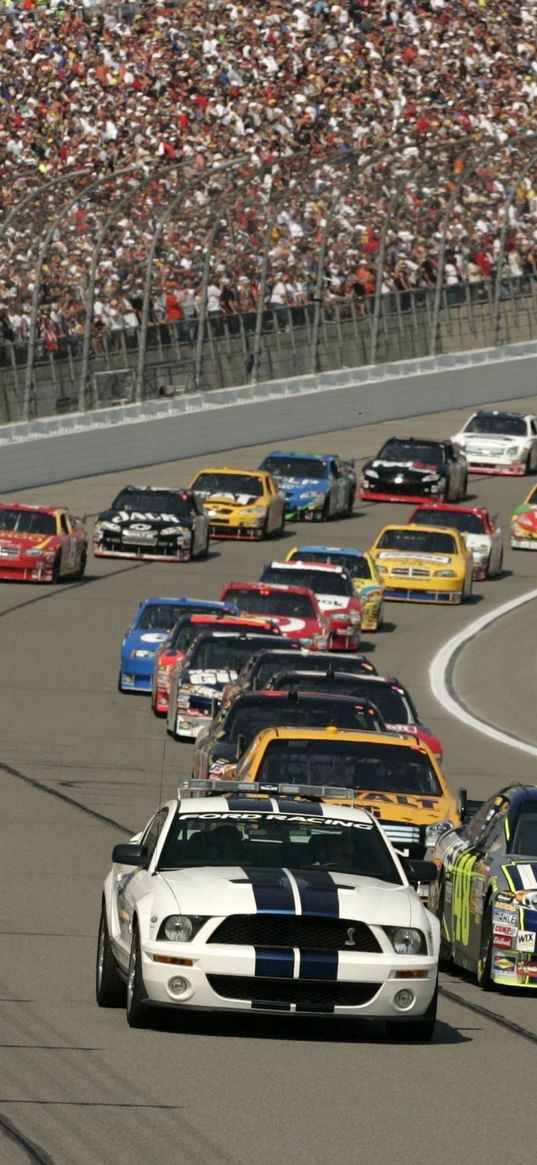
[511,482,537,549]
[369,523,473,603]
[225,725,460,859]
[189,467,285,540]
[284,544,384,631]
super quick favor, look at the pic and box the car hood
[374,550,456,568]
[274,477,328,497]
[0,530,55,551]
[159,865,413,925]
[96,509,192,529]
[124,629,170,655]
[458,434,524,450]
[512,506,537,528]
[365,459,444,480]
[316,594,352,612]
[266,614,323,638]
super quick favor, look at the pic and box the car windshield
[465,413,527,437]
[137,604,186,632]
[111,489,191,516]
[377,530,457,555]
[190,636,278,673]
[0,508,56,535]
[223,696,382,742]
[377,440,444,465]
[411,510,484,536]
[247,739,441,795]
[261,456,328,480]
[261,565,351,597]
[224,587,316,620]
[192,472,263,500]
[158,811,401,882]
[270,675,413,724]
[511,806,537,855]
[289,549,371,579]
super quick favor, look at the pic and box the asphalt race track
[2,394,536,1165]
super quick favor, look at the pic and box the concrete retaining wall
[2,340,537,491]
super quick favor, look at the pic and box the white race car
[452,410,537,476]
[96,781,440,1039]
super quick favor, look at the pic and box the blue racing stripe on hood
[292,870,340,918]
[246,868,295,914]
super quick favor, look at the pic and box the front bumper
[139,939,438,1018]
[119,662,154,693]
[0,561,55,582]
[360,485,445,504]
[208,523,266,540]
[382,584,462,604]
[465,458,526,476]
[326,622,362,651]
[511,532,537,550]
[93,542,191,561]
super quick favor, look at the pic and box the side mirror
[403,859,438,885]
[112,843,148,867]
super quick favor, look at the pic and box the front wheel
[72,547,87,580]
[51,553,62,583]
[126,925,150,1027]
[96,908,125,1007]
[342,488,355,518]
[459,472,468,500]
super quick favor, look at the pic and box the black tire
[476,905,493,990]
[72,547,87,581]
[273,510,285,537]
[525,452,532,475]
[495,546,504,577]
[342,487,355,518]
[96,907,125,1008]
[459,472,468,501]
[385,978,438,1043]
[51,553,62,583]
[322,496,331,521]
[126,924,150,1028]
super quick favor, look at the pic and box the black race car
[192,688,386,779]
[360,437,467,504]
[92,485,210,562]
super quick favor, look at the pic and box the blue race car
[118,597,239,693]
[258,451,356,521]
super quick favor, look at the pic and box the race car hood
[315,595,352,614]
[201,493,262,510]
[159,866,413,925]
[0,530,55,554]
[512,505,537,531]
[458,434,525,454]
[328,791,451,825]
[364,459,445,481]
[264,614,324,639]
[273,477,329,501]
[124,629,169,657]
[95,509,193,531]
[374,550,456,569]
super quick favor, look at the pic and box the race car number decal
[276,618,307,633]
[188,669,235,685]
[452,851,479,945]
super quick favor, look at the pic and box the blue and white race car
[259,451,356,522]
[119,598,239,694]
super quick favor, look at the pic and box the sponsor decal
[492,923,517,938]
[492,934,513,949]
[496,893,518,906]
[493,953,517,975]
[516,959,537,978]
[492,907,518,927]
[179,811,373,828]
[516,931,536,953]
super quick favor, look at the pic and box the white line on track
[429,586,537,756]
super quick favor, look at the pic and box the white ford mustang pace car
[452,409,537,476]
[96,782,440,1039]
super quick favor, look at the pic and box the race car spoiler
[178,778,360,802]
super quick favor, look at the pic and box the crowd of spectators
[1,0,537,359]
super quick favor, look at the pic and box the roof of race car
[264,560,350,577]
[501,784,537,808]
[264,450,335,462]
[115,485,194,495]
[270,669,403,692]
[191,466,270,479]
[292,545,370,557]
[471,410,532,420]
[379,437,447,447]
[137,597,235,609]
[0,502,62,515]
[174,792,375,824]
[409,504,491,519]
[375,522,463,538]
[222,581,319,597]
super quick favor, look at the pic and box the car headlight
[130,649,155,659]
[425,819,455,846]
[384,927,426,955]
[300,492,325,503]
[26,548,46,557]
[506,447,520,459]
[471,541,490,554]
[422,473,441,483]
[364,469,379,480]
[434,569,456,577]
[158,915,207,942]
[249,506,267,516]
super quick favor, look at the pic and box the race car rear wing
[179,778,360,802]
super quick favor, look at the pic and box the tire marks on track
[0,1111,55,1165]
[0,762,131,834]
[439,985,537,1046]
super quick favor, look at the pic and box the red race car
[407,503,504,581]
[151,612,281,715]
[258,560,362,651]
[0,503,87,583]
[219,581,329,649]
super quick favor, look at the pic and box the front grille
[207,975,379,1006]
[209,914,381,952]
[392,567,431,578]
[0,546,19,559]
[101,536,179,556]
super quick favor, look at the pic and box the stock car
[408,504,504,580]
[189,467,285,540]
[150,609,266,716]
[360,437,467,504]
[221,647,377,707]
[192,689,386,779]
[230,725,460,860]
[93,485,210,561]
[119,599,238,696]
[428,784,537,989]
[167,631,283,740]
[0,503,87,583]
[258,451,356,521]
[219,581,329,648]
[265,671,444,760]
[452,409,537,476]
[96,782,440,1037]
[510,482,537,550]
[285,546,384,633]
[369,524,474,604]
[259,561,362,651]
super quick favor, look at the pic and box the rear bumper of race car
[139,940,439,1018]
